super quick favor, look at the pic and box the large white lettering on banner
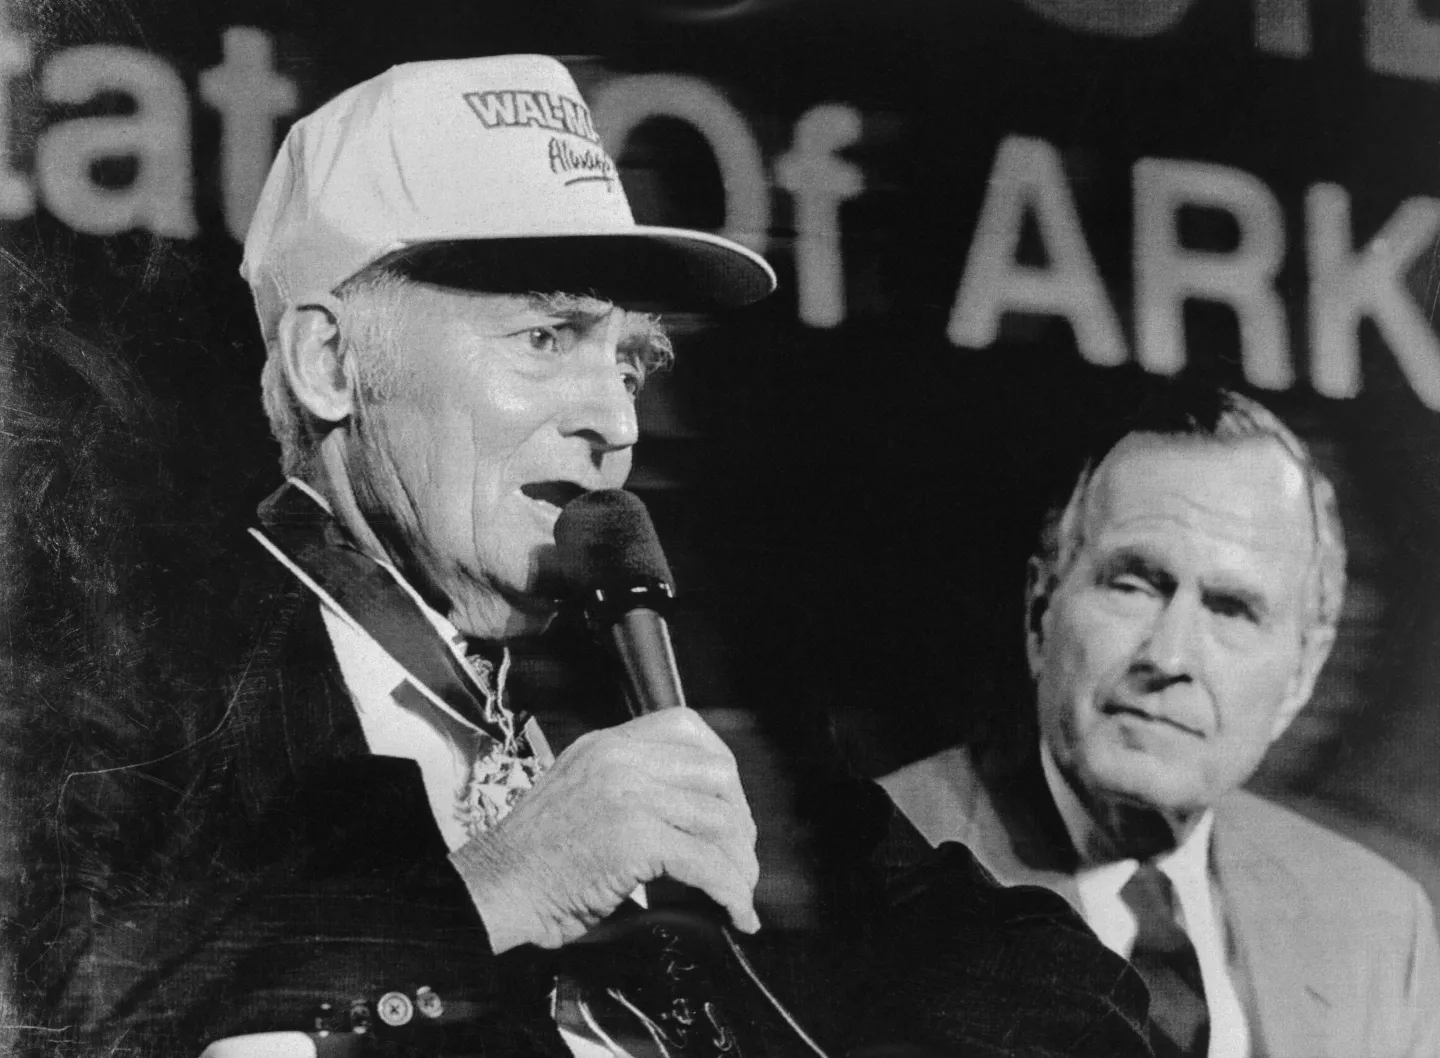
[949,135,1440,409]
[2,14,1439,409]
[948,136,1128,367]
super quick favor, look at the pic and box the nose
[1131,590,1199,688]
[557,332,640,458]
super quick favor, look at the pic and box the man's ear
[1024,556,1054,680]
[277,297,355,424]
[1269,622,1336,742]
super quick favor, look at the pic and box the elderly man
[882,386,1440,1058]
[50,55,1154,1058]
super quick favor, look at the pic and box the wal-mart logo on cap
[463,89,601,145]
[240,54,776,346]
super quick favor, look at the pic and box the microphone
[552,490,733,925]
[553,491,837,1058]
[553,489,687,717]
[553,489,708,910]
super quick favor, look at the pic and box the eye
[524,326,562,354]
[620,361,643,398]
[1107,574,1153,596]
[1206,593,1258,624]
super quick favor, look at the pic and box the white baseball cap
[241,54,776,342]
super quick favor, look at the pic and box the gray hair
[258,266,673,478]
[1035,388,1347,636]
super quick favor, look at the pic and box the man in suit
[48,54,1153,1058]
[882,386,1440,1058]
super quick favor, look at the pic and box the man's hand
[450,708,760,954]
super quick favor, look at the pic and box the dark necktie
[1121,862,1210,1058]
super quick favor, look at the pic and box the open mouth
[520,480,589,513]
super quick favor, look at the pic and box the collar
[283,477,475,649]
[282,478,510,680]
[252,480,511,742]
[1039,739,1215,890]
[285,474,334,514]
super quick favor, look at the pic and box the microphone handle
[609,607,688,716]
[607,607,709,910]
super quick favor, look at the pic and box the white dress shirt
[1040,744,1250,1058]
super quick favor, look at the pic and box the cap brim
[382,228,776,309]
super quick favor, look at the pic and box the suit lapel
[254,482,505,739]
[881,743,1085,912]
[979,744,1085,904]
[1212,800,1350,1058]
[886,749,1362,1057]
[229,580,372,816]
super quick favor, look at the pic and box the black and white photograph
[3,2,1440,1055]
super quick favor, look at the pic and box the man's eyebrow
[517,294,666,368]
[549,307,614,330]
[1096,547,1273,615]
[523,293,614,329]
[1094,548,1173,588]
[1200,579,1270,617]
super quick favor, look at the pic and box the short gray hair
[1035,388,1347,635]
[259,266,410,477]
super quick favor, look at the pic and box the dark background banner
[5,0,1440,928]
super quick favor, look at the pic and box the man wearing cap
[50,55,1151,1058]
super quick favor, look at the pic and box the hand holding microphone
[452,490,759,954]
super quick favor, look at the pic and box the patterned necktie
[1121,862,1210,1058]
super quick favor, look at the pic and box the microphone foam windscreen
[554,489,674,591]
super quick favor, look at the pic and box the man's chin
[1082,751,1205,819]
[447,578,561,641]
[493,607,559,641]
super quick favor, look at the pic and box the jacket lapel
[229,580,373,818]
[886,747,1360,1057]
[881,743,1085,912]
[254,482,504,739]
[1212,801,1350,1058]
[978,744,1086,906]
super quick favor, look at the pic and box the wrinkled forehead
[396,283,615,323]
[1083,433,1317,573]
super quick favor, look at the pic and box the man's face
[1029,434,1332,821]
[346,284,650,637]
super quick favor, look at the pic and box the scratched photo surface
[4,0,1440,1053]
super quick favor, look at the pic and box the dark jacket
[50,532,1151,1058]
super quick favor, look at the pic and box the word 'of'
[0,25,1437,410]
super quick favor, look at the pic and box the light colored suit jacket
[881,745,1440,1058]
